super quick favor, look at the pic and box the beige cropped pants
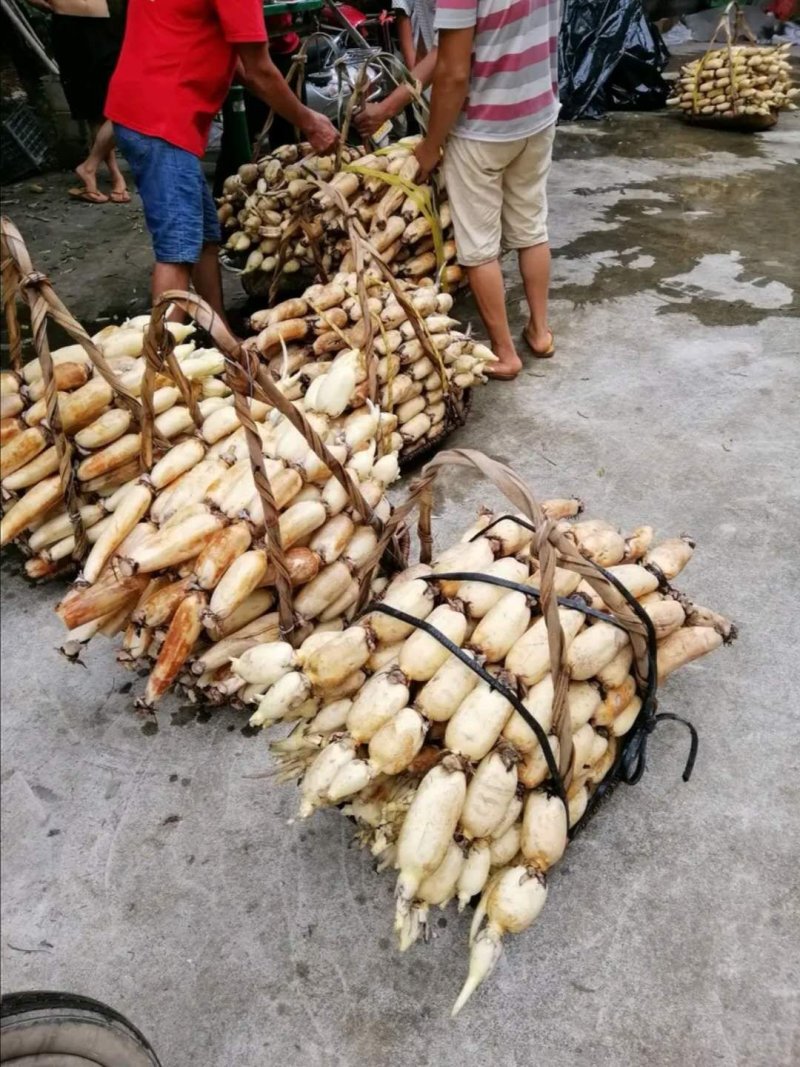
[442,123,556,267]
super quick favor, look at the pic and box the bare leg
[519,242,553,355]
[465,259,521,379]
[152,262,192,321]
[106,147,129,198]
[74,121,115,199]
[152,251,229,327]
[191,243,229,327]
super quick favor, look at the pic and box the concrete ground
[1,112,799,1066]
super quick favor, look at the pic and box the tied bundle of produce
[54,291,408,710]
[232,449,735,1015]
[218,139,460,296]
[667,3,796,129]
[0,218,219,579]
[245,269,496,465]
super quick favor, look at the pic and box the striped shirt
[393,0,437,54]
[435,0,561,142]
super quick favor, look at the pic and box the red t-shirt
[106,0,268,157]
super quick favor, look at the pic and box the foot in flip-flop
[109,189,131,204]
[523,326,555,358]
[485,352,523,381]
[72,162,108,202]
[68,187,109,204]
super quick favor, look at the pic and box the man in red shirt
[106,0,338,320]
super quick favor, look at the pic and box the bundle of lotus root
[218,139,460,292]
[246,272,496,463]
[231,450,735,1015]
[0,217,214,580]
[669,40,796,124]
[52,292,406,711]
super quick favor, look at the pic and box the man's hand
[237,43,340,153]
[301,110,339,154]
[354,101,390,139]
[414,139,441,183]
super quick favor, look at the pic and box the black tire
[0,991,161,1066]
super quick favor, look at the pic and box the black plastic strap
[619,711,699,785]
[420,571,623,628]
[356,600,569,817]
[466,512,538,542]
[420,554,699,837]
[421,565,659,705]
[360,542,699,839]
[567,562,697,834]
[589,560,658,706]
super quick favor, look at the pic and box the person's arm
[23,0,52,10]
[354,47,438,138]
[414,27,474,180]
[395,12,416,71]
[236,43,338,154]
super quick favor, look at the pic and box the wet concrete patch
[555,113,770,164]
[546,126,799,326]
[659,252,795,312]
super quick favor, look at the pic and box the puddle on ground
[555,113,768,164]
[170,705,200,727]
[660,252,795,311]
[542,150,799,326]
[169,703,214,727]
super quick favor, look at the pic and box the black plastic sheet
[559,0,671,120]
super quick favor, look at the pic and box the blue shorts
[113,124,221,264]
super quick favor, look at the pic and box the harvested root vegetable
[452,866,548,1016]
[645,536,695,582]
[227,459,734,1016]
[445,676,516,761]
[669,43,796,123]
[657,626,723,681]
[395,757,467,915]
[399,603,468,681]
[520,791,568,871]
[346,668,411,743]
[460,744,519,840]
[141,591,206,709]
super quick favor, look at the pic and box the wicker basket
[398,389,472,470]
[684,111,778,132]
[672,2,792,132]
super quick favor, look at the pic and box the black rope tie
[620,711,699,786]
[354,600,570,820]
[420,571,625,628]
[466,512,538,542]
[357,521,700,838]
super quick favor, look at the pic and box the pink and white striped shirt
[435,0,560,142]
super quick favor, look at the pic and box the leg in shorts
[442,126,555,267]
[113,125,221,264]
[501,124,555,252]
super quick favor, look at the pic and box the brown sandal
[485,360,522,381]
[68,187,109,204]
[523,328,555,358]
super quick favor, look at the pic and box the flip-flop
[522,328,555,358]
[485,361,521,381]
[68,187,109,204]
[109,190,131,204]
